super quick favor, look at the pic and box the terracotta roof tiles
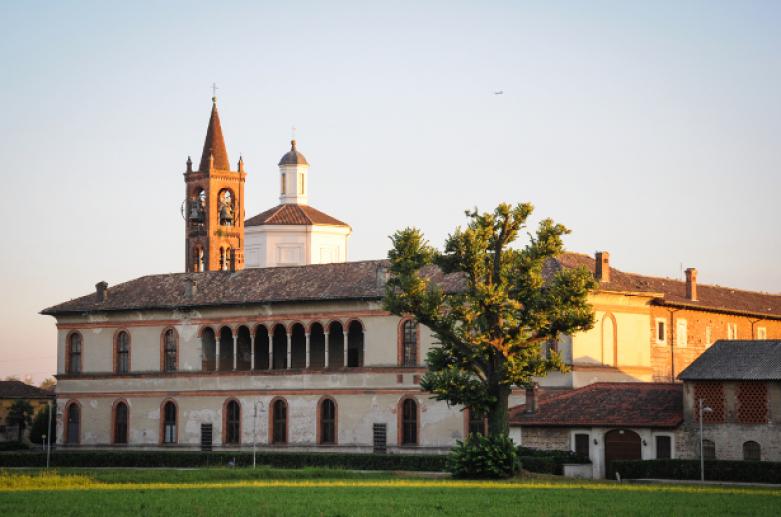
[245,204,349,227]
[198,99,230,171]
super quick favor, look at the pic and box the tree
[6,399,34,442]
[39,378,56,391]
[384,203,596,437]
[29,404,56,445]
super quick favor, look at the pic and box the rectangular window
[655,319,666,345]
[676,319,687,348]
[574,433,590,459]
[757,327,767,340]
[656,435,671,459]
[727,323,738,340]
[705,326,712,348]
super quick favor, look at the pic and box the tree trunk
[487,384,511,437]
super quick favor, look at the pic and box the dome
[278,140,309,166]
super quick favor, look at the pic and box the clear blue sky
[1,1,779,382]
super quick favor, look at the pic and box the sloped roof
[198,99,230,171]
[0,381,54,400]
[549,253,781,319]
[678,340,781,381]
[509,382,683,428]
[245,204,349,227]
[41,260,462,315]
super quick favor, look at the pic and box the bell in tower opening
[218,189,234,226]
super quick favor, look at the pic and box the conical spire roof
[198,97,230,172]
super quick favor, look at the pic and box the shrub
[0,442,29,452]
[447,434,521,479]
[29,406,56,445]
[516,446,590,475]
[614,459,781,484]
[0,450,448,471]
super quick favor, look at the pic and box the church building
[43,98,781,462]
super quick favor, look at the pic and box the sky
[0,1,779,383]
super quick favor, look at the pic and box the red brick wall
[650,306,781,382]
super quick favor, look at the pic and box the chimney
[185,277,197,297]
[524,384,538,414]
[95,281,108,302]
[376,264,390,288]
[595,251,610,283]
[685,267,698,301]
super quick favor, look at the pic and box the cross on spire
[291,125,297,140]
[211,83,218,102]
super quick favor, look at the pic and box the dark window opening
[402,320,417,367]
[320,399,336,444]
[575,433,590,459]
[655,435,671,459]
[163,402,177,444]
[402,399,418,446]
[272,399,287,444]
[225,400,240,445]
[114,402,128,444]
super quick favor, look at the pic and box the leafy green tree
[384,203,596,437]
[6,399,34,442]
[29,404,56,445]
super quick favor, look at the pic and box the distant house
[0,381,54,442]
[678,340,781,462]
[509,382,683,478]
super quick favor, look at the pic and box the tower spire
[198,96,230,172]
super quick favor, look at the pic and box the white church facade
[43,98,781,458]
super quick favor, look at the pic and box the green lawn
[1,468,778,516]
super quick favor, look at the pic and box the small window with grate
[655,435,671,459]
[574,433,590,459]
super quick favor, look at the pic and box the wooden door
[604,429,641,478]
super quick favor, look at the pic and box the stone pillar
[286,333,292,369]
[268,328,273,370]
[232,333,238,371]
[215,339,220,371]
[305,333,311,369]
[343,330,349,368]
[324,332,330,369]
[250,334,255,371]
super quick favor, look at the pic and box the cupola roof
[278,140,309,166]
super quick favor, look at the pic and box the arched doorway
[604,429,641,478]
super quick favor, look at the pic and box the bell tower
[184,96,246,272]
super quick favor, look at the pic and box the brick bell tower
[184,96,246,272]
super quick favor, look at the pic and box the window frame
[224,399,241,445]
[113,400,129,445]
[655,318,667,346]
[161,328,178,372]
[318,397,337,445]
[270,398,288,445]
[399,319,419,368]
[465,408,487,437]
[757,327,767,340]
[66,332,83,375]
[655,434,672,459]
[676,319,687,348]
[573,432,590,460]
[399,397,419,447]
[161,400,178,445]
[65,401,81,445]
[115,330,131,374]
[702,439,716,460]
[743,441,761,461]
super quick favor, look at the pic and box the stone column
[324,332,330,369]
[215,338,220,371]
[286,333,292,369]
[232,333,238,371]
[343,330,349,368]
[305,333,311,369]
[250,334,255,371]
[268,328,273,370]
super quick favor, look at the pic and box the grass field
[1,468,779,516]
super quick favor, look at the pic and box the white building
[244,140,351,268]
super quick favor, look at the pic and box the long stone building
[43,98,781,453]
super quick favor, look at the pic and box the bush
[614,459,781,484]
[29,406,56,445]
[516,446,590,475]
[447,434,521,479]
[0,442,29,452]
[0,450,448,471]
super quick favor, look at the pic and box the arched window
[467,408,486,437]
[743,441,761,461]
[225,400,240,445]
[115,331,130,374]
[401,320,418,367]
[202,327,217,371]
[67,333,82,374]
[219,247,227,271]
[401,398,418,446]
[65,402,80,444]
[347,320,364,367]
[319,398,336,445]
[193,247,204,272]
[163,329,177,372]
[114,401,128,444]
[218,189,234,226]
[702,439,716,460]
[272,399,287,444]
[162,401,177,444]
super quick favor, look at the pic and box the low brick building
[677,340,781,462]
[509,382,683,478]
